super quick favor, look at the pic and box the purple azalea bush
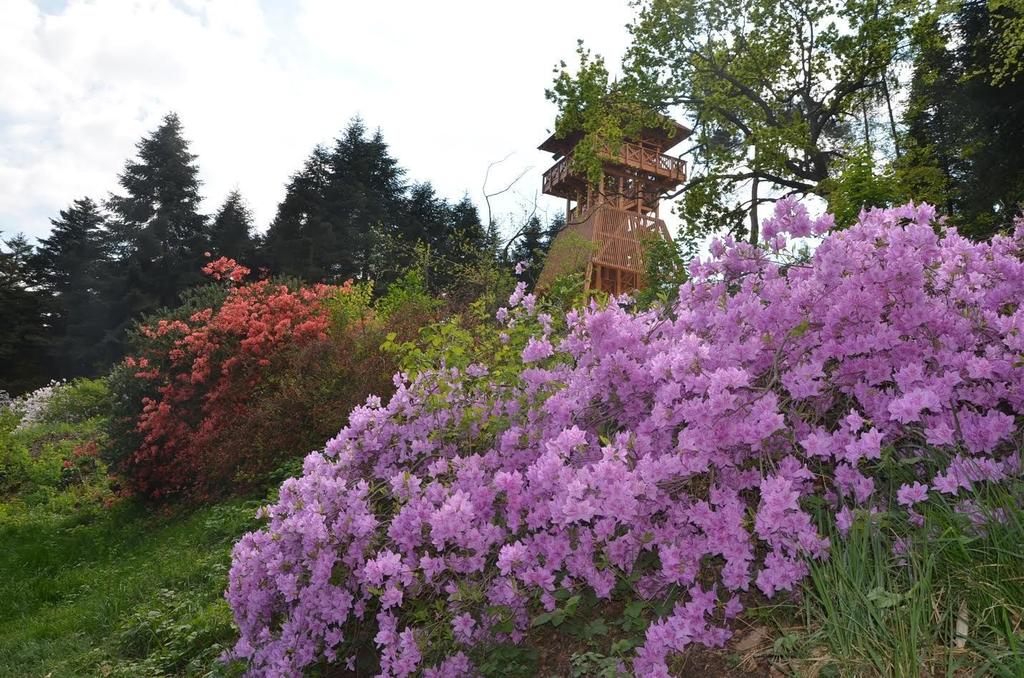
[226,201,1024,676]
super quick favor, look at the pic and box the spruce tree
[262,145,333,279]
[209,190,256,263]
[105,113,208,345]
[0,234,51,393]
[328,119,406,282]
[32,197,112,376]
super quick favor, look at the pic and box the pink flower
[896,481,929,507]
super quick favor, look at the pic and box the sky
[0,0,642,243]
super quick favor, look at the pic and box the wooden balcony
[598,140,686,183]
[541,154,578,197]
[542,141,686,198]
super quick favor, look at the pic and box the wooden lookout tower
[535,118,690,294]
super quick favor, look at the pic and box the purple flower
[223,199,1024,676]
[451,613,476,643]
[836,506,854,536]
[896,481,929,507]
[521,337,554,363]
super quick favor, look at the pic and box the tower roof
[538,117,691,158]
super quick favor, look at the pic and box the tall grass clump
[804,477,1024,677]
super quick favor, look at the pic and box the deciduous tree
[548,0,917,244]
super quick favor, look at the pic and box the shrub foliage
[108,258,422,500]
[225,203,1024,676]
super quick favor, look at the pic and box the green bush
[0,381,110,503]
[0,431,34,495]
[42,378,110,425]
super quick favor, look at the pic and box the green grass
[800,481,1024,677]
[0,496,261,677]
[0,380,278,677]
[0,383,294,677]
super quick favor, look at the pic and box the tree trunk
[750,175,759,245]
[882,77,901,158]
[749,147,759,245]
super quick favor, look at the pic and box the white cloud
[1,0,647,243]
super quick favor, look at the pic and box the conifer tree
[263,119,408,283]
[209,190,256,263]
[449,195,487,251]
[901,0,1024,238]
[400,182,448,249]
[446,194,489,275]
[329,119,406,282]
[32,197,112,375]
[511,215,547,285]
[105,113,208,345]
[262,145,333,280]
[544,213,567,247]
[0,234,51,393]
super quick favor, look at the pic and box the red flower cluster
[122,261,350,499]
[202,255,251,282]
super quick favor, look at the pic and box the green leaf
[610,638,637,654]
[584,618,609,638]
[623,601,645,618]
[789,319,811,338]
[531,612,554,627]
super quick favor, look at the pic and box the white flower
[12,380,67,431]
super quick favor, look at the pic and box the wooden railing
[542,154,573,195]
[599,141,686,182]
[590,208,669,271]
[542,141,686,197]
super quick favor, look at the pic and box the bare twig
[482,153,532,236]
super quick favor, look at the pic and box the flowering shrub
[110,259,437,501]
[112,259,343,499]
[0,378,111,500]
[226,203,1024,676]
[10,380,67,431]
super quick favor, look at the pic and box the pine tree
[262,145,333,280]
[328,119,406,282]
[105,113,208,345]
[31,197,112,376]
[209,190,256,264]
[0,234,51,393]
